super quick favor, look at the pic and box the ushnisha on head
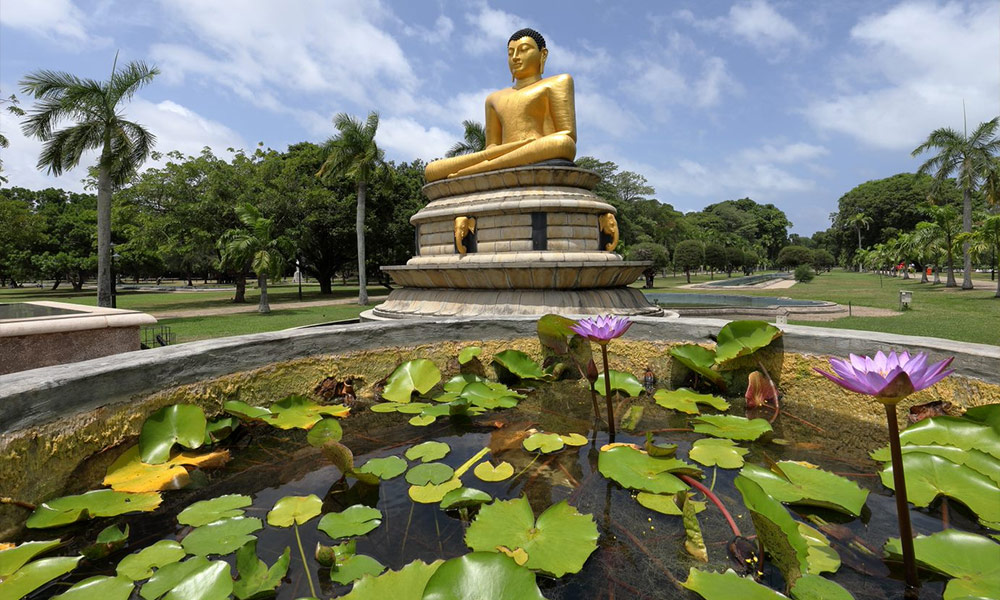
[507,27,548,82]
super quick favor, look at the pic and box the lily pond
[2,318,999,600]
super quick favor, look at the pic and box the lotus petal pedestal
[374,165,661,319]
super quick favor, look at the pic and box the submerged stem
[293,523,317,599]
[679,474,740,538]
[601,344,616,438]
[885,404,919,591]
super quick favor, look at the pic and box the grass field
[3,271,998,346]
[631,270,1000,346]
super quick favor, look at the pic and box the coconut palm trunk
[97,160,114,307]
[962,187,973,289]
[356,180,368,305]
[258,275,270,313]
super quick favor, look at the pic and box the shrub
[794,264,814,282]
[776,245,814,269]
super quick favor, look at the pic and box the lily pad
[598,445,699,494]
[536,314,578,355]
[798,522,840,575]
[645,433,678,457]
[458,346,482,364]
[357,456,408,480]
[203,417,238,445]
[138,556,211,600]
[692,415,772,441]
[306,418,344,446]
[879,453,1000,523]
[636,492,706,516]
[421,552,547,600]
[443,374,486,394]
[233,540,289,600]
[52,575,134,600]
[117,540,186,581]
[689,438,749,469]
[339,559,443,600]
[789,574,854,600]
[396,402,431,414]
[741,462,868,517]
[26,490,162,529]
[266,494,323,527]
[734,474,809,585]
[331,554,385,585]
[155,559,231,600]
[523,432,565,453]
[409,479,463,504]
[440,487,492,510]
[893,415,1000,459]
[383,359,442,403]
[139,404,207,464]
[885,529,1000,600]
[317,505,382,539]
[177,494,252,527]
[181,516,263,556]
[370,402,404,413]
[682,492,708,562]
[682,568,787,599]
[405,463,455,486]
[0,540,62,578]
[620,405,644,431]
[103,445,230,493]
[962,403,1000,434]
[492,349,547,381]
[459,382,522,409]
[714,320,782,365]
[560,433,588,446]
[81,524,129,561]
[224,396,349,430]
[473,461,514,482]
[595,370,644,397]
[465,497,599,577]
[655,388,730,415]
[870,444,1000,485]
[0,556,81,600]
[409,415,437,427]
[406,441,451,463]
[669,344,727,390]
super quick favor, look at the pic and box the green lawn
[156,303,377,343]
[633,270,1000,346]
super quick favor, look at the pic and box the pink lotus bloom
[815,351,954,404]
[571,315,633,344]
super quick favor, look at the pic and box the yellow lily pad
[408,479,462,504]
[473,462,514,482]
[103,446,230,493]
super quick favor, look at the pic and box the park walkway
[151,294,389,319]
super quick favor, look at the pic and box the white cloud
[631,54,741,113]
[0,0,97,44]
[402,15,454,44]
[462,2,528,56]
[0,96,245,191]
[152,0,416,108]
[676,1,810,59]
[576,88,643,139]
[804,1,1000,150]
[376,116,454,163]
[737,142,828,164]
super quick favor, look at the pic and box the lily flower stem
[293,523,317,599]
[754,357,781,424]
[0,497,36,510]
[589,385,602,422]
[601,344,616,437]
[680,474,741,538]
[884,404,919,590]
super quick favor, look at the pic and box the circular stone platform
[377,165,661,319]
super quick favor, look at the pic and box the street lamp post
[296,258,303,302]
[110,243,119,308]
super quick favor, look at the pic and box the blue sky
[1,0,997,235]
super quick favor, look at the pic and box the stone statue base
[375,165,662,319]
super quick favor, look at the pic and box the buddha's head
[508,28,547,81]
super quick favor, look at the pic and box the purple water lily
[815,351,954,404]
[571,315,633,345]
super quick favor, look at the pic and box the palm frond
[107,61,160,107]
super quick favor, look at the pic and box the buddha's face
[508,36,547,80]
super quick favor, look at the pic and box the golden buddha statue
[425,28,576,182]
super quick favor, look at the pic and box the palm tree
[19,56,158,307]
[219,204,286,314]
[919,205,962,287]
[445,120,486,157]
[957,213,1000,297]
[845,212,872,271]
[317,112,384,305]
[912,116,1000,290]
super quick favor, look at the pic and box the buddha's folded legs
[450,132,575,178]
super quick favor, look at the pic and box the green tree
[445,120,486,157]
[912,116,1000,289]
[20,56,159,307]
[812,248,836,272]
[626,241,668,288]
[673,239,704,284]
[775,245,814,269]
[219,204,287,314]
[846,212,872,254]
[0,92,26,183]
[318,112,385,305]
[918,204,962,287]
[703,242,726,279]
[957,213,1000,297]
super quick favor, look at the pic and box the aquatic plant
[816,350,954,593]
[571,314,633,437]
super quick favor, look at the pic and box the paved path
[151,295,388,319]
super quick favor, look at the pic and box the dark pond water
[0,303,88,320]
[18,380,963,600]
